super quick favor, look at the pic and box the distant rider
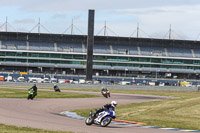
[101,86,110,97]
[101,87,109,94]
[101,87,106,92]
[93,101,117,118]
[31,84,37,98]
[53,84,60,92]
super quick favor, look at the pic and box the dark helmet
[33,84,36,87]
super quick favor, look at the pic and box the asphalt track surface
[0,88,185,133]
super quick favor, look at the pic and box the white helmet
[111,101,117,108]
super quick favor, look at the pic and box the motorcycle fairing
[95,111,109,123]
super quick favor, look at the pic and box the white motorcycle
[85,108,115,127]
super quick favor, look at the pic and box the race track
[0,88,186,133]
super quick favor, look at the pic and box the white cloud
[14,19,35,24]
[51,14,67,19]
[106,4,200,39]
[0,0,200,40]
[0,0,199,12]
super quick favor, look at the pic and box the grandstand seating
[112,44,138,55]
[1,40,197,59]
[29,41,54,51]
[140,46,165,56]
[167,47,193,58]
[1,40,27,50]
[193,49,200,58]
[57,43,83,53]
[94,44,111,54]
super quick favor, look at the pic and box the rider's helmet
[33,84,36,87]
[111,101,117,108]
[54,84,57,86]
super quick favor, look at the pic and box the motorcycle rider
[93,101,117,118]
[101,86,109,94]
[31,84,37,98]
[101,87,106,92]
[53,84,60,92]
[101,86,110,97]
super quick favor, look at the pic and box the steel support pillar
[86,9,95,81]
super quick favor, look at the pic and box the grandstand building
[1,31,200,79]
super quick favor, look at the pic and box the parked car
[51,78,58,83]
[29,78,37,83]
[43,78,50,83]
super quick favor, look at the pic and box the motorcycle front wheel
[27,94,33,100]
[100,116,112,127]
[85,116,93,125]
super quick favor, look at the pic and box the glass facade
[1,50,200,70]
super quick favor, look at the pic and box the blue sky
[0,0,200,40]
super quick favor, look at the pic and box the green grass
[73,90,200,131]
[0,87,99,98]
[0,123,71,133]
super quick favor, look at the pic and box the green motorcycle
[27,88,35,100]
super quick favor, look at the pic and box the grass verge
[73,90,200,131]
[0,87,99,98]
[0,123,71,133]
